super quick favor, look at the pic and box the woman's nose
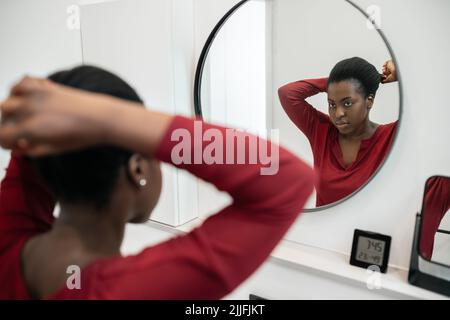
[336,106,346,118]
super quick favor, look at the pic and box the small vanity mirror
[409,176,450,297]
[195,0,402,210]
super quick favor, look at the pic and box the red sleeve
[278,78,331,144]
[54,115,315,300]
[419,177,450,259]
[0,153,56,299]
[0,153,56,247]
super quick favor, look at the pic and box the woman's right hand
[0,76,173,158]
[381,60,397,84]
[0,76,121,157]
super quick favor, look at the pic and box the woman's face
[327,80,374,135]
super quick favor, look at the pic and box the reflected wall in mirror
[195,0,401,210]
[409,176,450,297]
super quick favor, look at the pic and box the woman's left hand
[381,60,397,84]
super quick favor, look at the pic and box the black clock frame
[350,229,391,273]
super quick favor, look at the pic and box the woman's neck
[340,119,378,141]
[51,204,127,257]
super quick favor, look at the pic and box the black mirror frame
[193,0,403,212]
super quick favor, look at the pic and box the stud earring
[139,179,147,187]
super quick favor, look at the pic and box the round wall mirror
[194,0,402,211]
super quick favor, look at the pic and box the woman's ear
[127,154,147,188]
[366,94,375,110]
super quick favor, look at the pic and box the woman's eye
[329,103,336,108]
[344,101,353,107]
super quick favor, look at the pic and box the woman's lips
[335,122,349,127]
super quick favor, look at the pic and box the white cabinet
[79,0,199,226]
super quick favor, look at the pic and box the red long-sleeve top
[0,115,315,299]
[419,177,450,260]
[278,78,398,206]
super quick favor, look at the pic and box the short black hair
[328,57,381,98]
[31,65,143,209]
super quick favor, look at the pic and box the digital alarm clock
[350,229,391,273]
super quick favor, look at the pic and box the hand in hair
[381,60,397,84]
[0,76,171,157]
[0,76,114,156]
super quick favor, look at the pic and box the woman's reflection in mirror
[278,57,398,206]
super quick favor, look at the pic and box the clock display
[350,229,391,273]
[355,236,385,265]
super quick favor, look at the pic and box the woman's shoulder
[378,120,399,133]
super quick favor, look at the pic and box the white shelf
[270,240,448,300]
[145,218,449,300]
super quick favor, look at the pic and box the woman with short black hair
[278,57,398,206]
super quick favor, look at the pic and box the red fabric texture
[419,177,450,260]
